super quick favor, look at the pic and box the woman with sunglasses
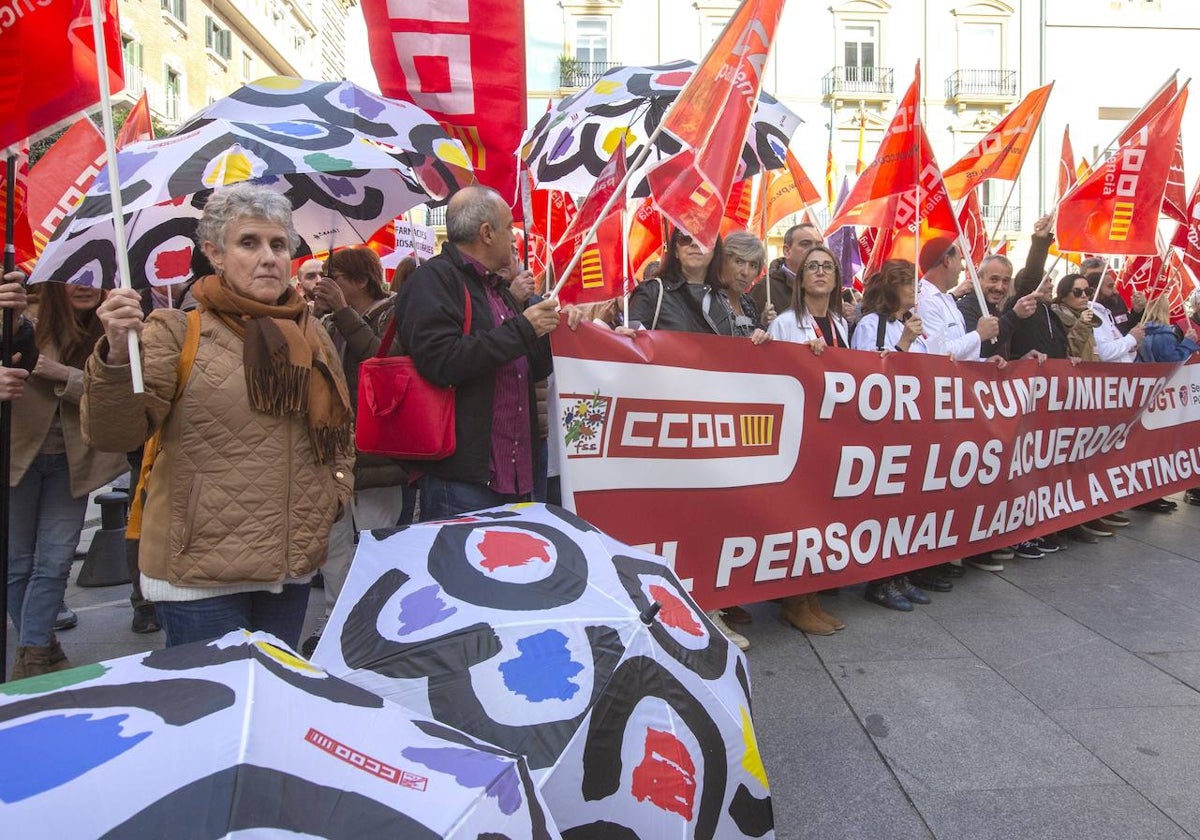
[767,245,850,353]
[628,229,723,332]
[1050,274,1099,362]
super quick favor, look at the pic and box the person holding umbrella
[82,184,355,649]
[8,282,129,679]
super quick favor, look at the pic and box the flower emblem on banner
[561,392,612,457]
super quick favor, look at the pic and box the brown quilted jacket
[81,309,355,588]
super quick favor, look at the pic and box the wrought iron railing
[981,204,1021,232]
[945,69,1017,99]
[822,66,894,97]
[559,60,621,89]
[425,205,447,228]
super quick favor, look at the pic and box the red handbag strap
[375,282,473,359]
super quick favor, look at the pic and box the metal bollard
[77,490,132,587]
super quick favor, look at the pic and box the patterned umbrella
[0,631,558,838]
[28,114,472,289]
[313,504,774,839]
[521,59,802,196]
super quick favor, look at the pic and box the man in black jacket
[956,254,1037,358]
[1084,256,1145,336]
[396,186,560,520]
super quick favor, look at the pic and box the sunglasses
[675,234,695,245]
[1069,287,1089,298]
[805,261,836,273]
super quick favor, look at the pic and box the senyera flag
[0,0,124,153]
[941,82,1052,201]
[360,0,524,208]
[645,0,786,250]
[553,144,627,305]
[826,64,958,259]
[1057,85,1188,256]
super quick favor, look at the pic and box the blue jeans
[154,584,311,649]
[419,475,529,521]
[7,453,89,647]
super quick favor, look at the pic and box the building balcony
[945,70,1017,108]
[121,65,146,100]
[425,205,446,228]
[982,204,1020,233]
[559,59,620,90]
[822,66,894,106]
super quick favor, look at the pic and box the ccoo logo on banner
[555,358,804,493]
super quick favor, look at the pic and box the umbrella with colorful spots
[28,93,473,290]
[313,503,774,839]
[520,59,801,198]
[0,630,557,838]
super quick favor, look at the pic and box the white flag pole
[89,0,143,393]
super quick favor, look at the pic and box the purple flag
[825,176,862,287]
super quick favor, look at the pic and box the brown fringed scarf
[191,275,353,463]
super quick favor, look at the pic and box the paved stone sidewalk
[5,492,1199,839]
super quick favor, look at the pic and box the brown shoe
[780,595,835,636]
[20,641,72,678]
[721,605,753,625]
[808,593,845,630]
[9,647,30,681]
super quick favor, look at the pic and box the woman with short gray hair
[83,183,355,649]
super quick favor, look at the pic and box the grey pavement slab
[832,658,1119,793]
[1140,651,1200,692]
[933,613,1200,710]
[910,785,1191,840]
[1053,706,1200,838]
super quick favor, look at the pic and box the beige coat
[9,338,128,498]
[82,309,354,588]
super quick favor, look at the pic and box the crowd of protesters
[4,184,1200,676]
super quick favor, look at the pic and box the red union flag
[1057,125,1076,201]
[628,198,665,280]
[645,0,786,250]
[361,0,524,206]
[1057,87,1187,256]
[0,0,124,152]
[763,149,822,234]
[26,117,105,260]
[826,65,957,239]
[942,83,1053,200]
[958,190,987,267]
[1171,174,1200,280]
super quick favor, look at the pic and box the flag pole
[89,0,143,393]
[1,154,15,681]
[984,179,1020,250]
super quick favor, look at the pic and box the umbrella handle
[639,602,661,625]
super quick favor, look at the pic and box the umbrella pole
[89,0,144,393]
[1,154,15,682]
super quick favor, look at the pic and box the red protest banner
[552,325,1200,610]
[0,0,124,152]
[361,0,523,206]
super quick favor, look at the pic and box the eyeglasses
[805,261,836,273]
[1069,287,1089,298]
